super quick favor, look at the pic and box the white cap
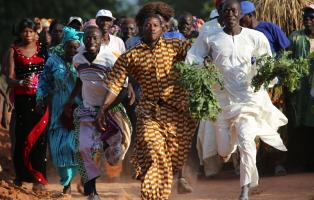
[209,9,219,20]
[96,9,115,20]
[68,16,83,25]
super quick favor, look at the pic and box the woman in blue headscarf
[36,26,83,197]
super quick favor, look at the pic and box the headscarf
[62,26,84,44]
[49,26,83,57]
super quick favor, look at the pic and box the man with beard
[186,0,287,199]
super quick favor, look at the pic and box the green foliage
[0,0,215,56]
[0,0,117,55]
[251,51,311,92]
[174,61,223,121]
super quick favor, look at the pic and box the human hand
[95,109,107,133]
[19,78,31,87]
[24,73,38,88]
[127,83,136,106]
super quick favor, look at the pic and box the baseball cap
[96,9,116,20]
[209,9,219,20]
[240,1,256,18]
[68,16,83,26]
[83,19,98,30]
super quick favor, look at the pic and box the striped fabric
[106,37,197,200]
[73,51,131,184]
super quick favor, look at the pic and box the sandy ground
[44,167,314,200]
[1,127,314,200]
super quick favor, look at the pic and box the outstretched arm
[185,32,210,65]
[96,53,130,132]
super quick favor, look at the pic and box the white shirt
[186,27,287,151]
[73,34,126,108]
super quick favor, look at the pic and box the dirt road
[46,170,314,200]
[1,127,314,200]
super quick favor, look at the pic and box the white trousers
[215,115,260,187]
[197,120,222,176]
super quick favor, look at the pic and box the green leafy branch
[174,61,223,121]
[251,51,312,92]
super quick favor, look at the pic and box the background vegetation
[0,0,214,56]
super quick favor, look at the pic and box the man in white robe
[186,0,287,199]
[196,8,224,178]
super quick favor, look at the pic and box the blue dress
[37,53,80,186]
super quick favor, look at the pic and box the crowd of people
[0,0,314,200]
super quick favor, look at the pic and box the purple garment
[255,21,290,54]
[76,105,123,182]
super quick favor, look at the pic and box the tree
[0,0,117,55]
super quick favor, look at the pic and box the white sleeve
[120,39,126,54]
[185,32,210,65]
[254,32,272,57]
[118,38,128,87]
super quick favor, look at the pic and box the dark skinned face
[83,29,102,54]
[68,20,83,32]
[50,24,64,44]
[121,22,137,39]
[239,14,252,28]
[142,17,163,45]
[20,27,36,44]
[222,1,241,30]
[96,16,113,34]
[64,40,80,60]
[303,9,314,32]
[178,16,193,37]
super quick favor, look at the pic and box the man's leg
[215,115,236,160]
[133,117,173,200]
[235,116,259,200]
[78,122,101,196]
[169,112,196,194]
[197,120,222,178]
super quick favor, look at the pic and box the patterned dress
[36,53,79,186]
[106,37,197,200]
[12,43,48,185]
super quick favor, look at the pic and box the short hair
[136,1,174,28]
[16,18,36,34]
[143,13,163,26]
[83,26,102,37]
[179,12,193,19]
[49,20,64,33]
[222,0,240,10]
[121,18,136,26]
